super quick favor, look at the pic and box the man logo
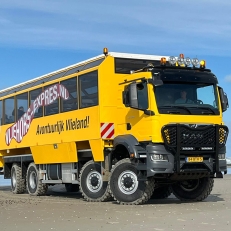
[189,124,197,128]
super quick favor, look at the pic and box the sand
[1,175,231,231]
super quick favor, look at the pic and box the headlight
[150,154,168,161]
[185,57,191,66]
[177,57,185,66]
[169,56,177,65]
[191,58,199,67]
[218,154,226,160]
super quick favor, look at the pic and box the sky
[0,0,230,155]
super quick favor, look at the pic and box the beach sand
[0,175,231,231]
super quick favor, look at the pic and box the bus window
[0,100,2,125]
[30,88,43,118]
[79,71,98,108]
[4,97,15,124]
[16,93,28,120]
[44,83,59,116]
[61,77,78,112]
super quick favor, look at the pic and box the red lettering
[5,83,70,145]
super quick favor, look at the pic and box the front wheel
[79,160,111,202]
[109,159,155,205]
[26,163,48,196]
[172,177,214,201]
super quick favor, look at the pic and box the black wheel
[151,185,172,199]
[65,183,79,192]
[172,177,214,201]
[109,159,155,205]
[79,160,111,202]
[26,163,48,196]
[11,163,26,194]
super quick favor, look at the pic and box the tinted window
[61,77,78,112]
[4,97,15,124]
[30,88,43,118]
[44,84,59,116]
[115,58,160,74]
[16,93,28,120]
[79,71,98,108]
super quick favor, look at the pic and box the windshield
[155,83,220,115]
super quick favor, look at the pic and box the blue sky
[0,0,230,155]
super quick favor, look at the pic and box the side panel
[89,139,104,161]
[98,57,153,142]
[0,106,100,149]
[0,156,3,168]
[31,141,77,164]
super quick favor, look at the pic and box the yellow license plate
[186,157,203,162]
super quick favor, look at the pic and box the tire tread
[109,158,155,205]
[172,177,214,202]
[79,160,112,202]
[11,163,26,194]
[26,162,47,196]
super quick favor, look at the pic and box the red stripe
[101,123,113,137]
[106,129,114,139]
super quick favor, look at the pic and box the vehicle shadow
[0,185,224,204]
[146,193,224,205]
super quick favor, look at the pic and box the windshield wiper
[159,106,192,114]
[187,106,216,115]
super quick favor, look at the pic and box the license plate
[186,157,203,162]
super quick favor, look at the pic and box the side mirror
[218,87,229,112]
[129,82,139,108]
[122,82,138,108]
[151,73,164,86]
[122,82,149,110]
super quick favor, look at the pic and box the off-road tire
[109,158,155,205]
[26,162,48,196]
[172,177,214,201]
[65,183,79,192]
[11,163,26,194]
[79,160,111,202]
[151,185,172,199]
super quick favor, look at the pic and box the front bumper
[145,144,227,177]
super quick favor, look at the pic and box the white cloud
[224,75,231,82]
[1,0,231,56]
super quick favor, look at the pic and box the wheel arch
[112,135,139,160]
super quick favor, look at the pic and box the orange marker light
[103,48,108,56]
[200,60,206,68]
[130,153,135,158]
[179,54,184,58]
[160,57,166,65]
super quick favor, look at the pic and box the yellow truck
[0,48,229,204]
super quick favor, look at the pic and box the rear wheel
[65,183,79,192]
[26,163,47,196]
[11,163,26,194]
[79,160,111,202]
[109,159,155,205]
[172,177,214,201]
[151,185,172,199]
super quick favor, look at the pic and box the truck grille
[162,124,228,148]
